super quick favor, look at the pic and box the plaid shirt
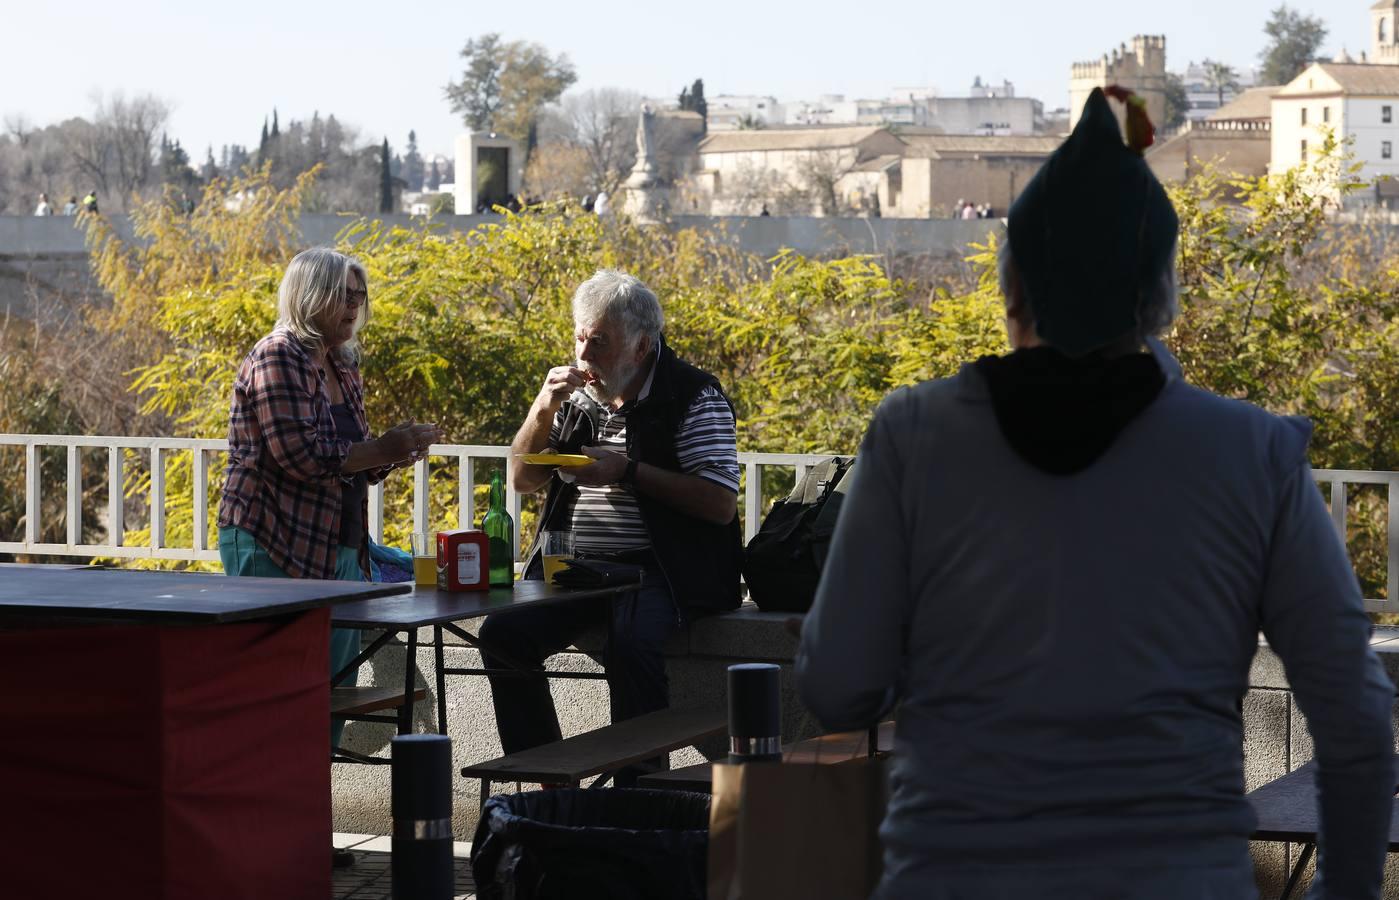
[216,329,391,579]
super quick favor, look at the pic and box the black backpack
[742,457,856,613]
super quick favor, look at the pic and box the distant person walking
[62,196,79,216]
[81,191,99,214]
[593,191,611,217]
[33,193,52,216]
[960,201,977,220]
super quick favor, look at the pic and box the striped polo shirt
[548,381,740,555]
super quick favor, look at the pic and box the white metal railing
[6,433,1396,614]
[0,434,835,566]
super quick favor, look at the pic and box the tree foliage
[1202,60,1241,108]
[11,137,1399,601]
[1162,72,1189,131]
[1259,4,1329,86]
[444,34,577,145]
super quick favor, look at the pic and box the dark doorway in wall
[476,147,510,211]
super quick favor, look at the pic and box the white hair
[571,269,664,350]
[997,240,1178,346]
[275,248,369,361]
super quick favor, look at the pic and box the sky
[2,0,1355,162]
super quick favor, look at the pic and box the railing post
[150,446,165,551]
[66,445,81,547]
[413,457,430,534]
[369,482,384,543]
[1330,480,1347,541]
[744,462,763,544]
[108,446,125,547]
[1389,480,1399,609]
[459,456,475,530]
[193,448,208,553]
[25,442,40,546]
[507,476,523,558]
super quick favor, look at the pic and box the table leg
[1279,842,1314,900]
[479,778,492,812]
[400,628,417,735]
[435,624,447,736]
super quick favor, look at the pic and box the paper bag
[708,756,888,900]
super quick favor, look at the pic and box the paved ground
[333,834,475,900]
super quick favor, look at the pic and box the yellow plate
[519,453,594,467]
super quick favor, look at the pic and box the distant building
[784,81,1045,134]
[683,126,1061,218]
[924,79,1045,135]
[1146,87,1277,186]
[1373,0,1399,65]
[689,126,906,214]
[894,135,1063,217]
[1271,62,1399,206]
[1177,61,1258,122]
[1070,36,1168,134]
[706,95,785,131]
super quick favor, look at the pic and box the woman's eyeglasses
[342,288,368,305]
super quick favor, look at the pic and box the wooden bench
[330,686,427,765]
[461,706,726,809]
[639,721,894,793]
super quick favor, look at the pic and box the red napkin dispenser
[437,530,490,592]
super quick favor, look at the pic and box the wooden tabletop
[0,566,411,625]
[1248,757,1399,847]
[330,578,643,629]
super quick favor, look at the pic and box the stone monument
[622,105,665,224]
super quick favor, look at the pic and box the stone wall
[331,606,1399,897]
[0,213,998,318]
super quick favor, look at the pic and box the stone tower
[1069,35,1167,133]
[1373,0,1399,64]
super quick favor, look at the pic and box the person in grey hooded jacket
[797,86,1395,900]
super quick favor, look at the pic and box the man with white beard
[481,269,742,777]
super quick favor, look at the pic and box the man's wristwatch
[622,459,639,485]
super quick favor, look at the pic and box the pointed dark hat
[1006,86,1179,357]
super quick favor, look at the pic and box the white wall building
[1271,62,1399,204]
[783,81,1043,134]
[706,95,785,131]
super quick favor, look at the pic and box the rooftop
[1209,86,1282,122]
[698,126,892,153]
[1278,62,1399,96]
[898,134,1063,158]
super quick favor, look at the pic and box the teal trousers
[217,526,362,749]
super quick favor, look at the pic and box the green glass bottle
[481,470,514,588]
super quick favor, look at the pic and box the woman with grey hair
[216,248,441,766]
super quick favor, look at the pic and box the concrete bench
[461,706,727,809]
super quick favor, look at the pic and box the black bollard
[391,733,454,900]
[727,663,782,763]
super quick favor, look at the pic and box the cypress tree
[379,137,393,214]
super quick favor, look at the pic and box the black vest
[526,339,742,614]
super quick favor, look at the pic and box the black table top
[331,578,641,628]
[1248,757,1399,847]
[0,566,411,625]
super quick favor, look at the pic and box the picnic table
[1247,757,1399,900]
[0,565,409,900]
[329,577,642,760]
